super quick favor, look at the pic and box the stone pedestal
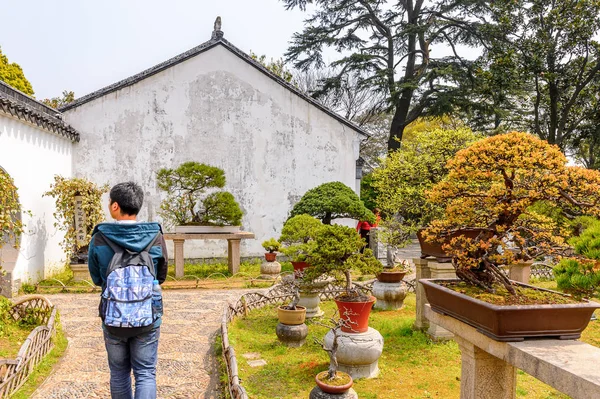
[309,386,359,398]
[425,261,456,341]
[413,258,431,331]
[260,261,281,278]
[324,327,383,379]
[276,322,308,347]
[372,280,407,310]
[71,263,91,282]
[298,290,324,318]
[0,272,19,298]
[509,261,532,284]
[454,335,516,399]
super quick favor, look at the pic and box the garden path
[29,289,250,399]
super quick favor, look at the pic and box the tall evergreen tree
[281,0,493,151]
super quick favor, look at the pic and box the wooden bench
[163,232,255,277]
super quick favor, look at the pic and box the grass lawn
[227,292,591,398]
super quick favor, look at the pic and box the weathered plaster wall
[0,115,72,285]
[63,44,362,257]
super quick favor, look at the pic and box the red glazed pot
[264,252,277,262]
[334,296,376,333]
[291,261,310,276]
[315,371,353,394]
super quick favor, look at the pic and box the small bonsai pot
[277,305,306,325]
[291,261,310,277]
[264,252,277,262]
[315,370,353,394]
[376,269,407,283]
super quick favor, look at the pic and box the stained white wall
[0,114,73,284]
[63,44,362,257]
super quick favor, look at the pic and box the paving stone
[28,289,251,398]
[247,359,268,367]
[242,352,262,359]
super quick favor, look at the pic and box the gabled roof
[60,31,369,137]
[0,81,80,142]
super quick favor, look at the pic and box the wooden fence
[0,295,57,398]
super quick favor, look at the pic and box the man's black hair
[110,182,144,215]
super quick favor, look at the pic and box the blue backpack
[99,232,162,334]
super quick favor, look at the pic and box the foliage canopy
[0,47,34,96]
[290,182,374,225]
[0,169,24,251]
[157,161,243,227]
[424,132,600,294]
[279,214,324,262]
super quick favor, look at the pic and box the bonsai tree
[554,220,600,299]
[157,161,243,228]
[279,214,324,262]
[43,175,108,262]
[424,132,600,295]
[372,128,481,248]
[304,224,383,301]
[261,238,280,253]
[289,182,374,225]
[314,316,352,385]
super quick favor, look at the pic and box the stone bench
[425,304,600,399]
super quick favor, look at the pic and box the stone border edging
[219,280,374,399]
[0,295,57,398]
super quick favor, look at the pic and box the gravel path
[29,289,249,399]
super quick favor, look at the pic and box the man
[88,182,168,399]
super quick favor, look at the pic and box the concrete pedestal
[276,322,308,347]
[425,261,456,341]
[298,291,324,318]
[309,386,358,398]
[413,258,431,331]
[260,261,281,278]
[71,263,91,282]
[372,280,407,310]
[0,272,19,298]
[509,261,532,284]
[324,327,383,379]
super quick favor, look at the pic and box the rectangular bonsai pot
[420,278,600,342]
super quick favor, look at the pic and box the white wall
[64,44,362,258]
[0,114,73,283]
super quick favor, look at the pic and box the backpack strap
[98,232,160,277]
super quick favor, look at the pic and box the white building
[0,23,368,292]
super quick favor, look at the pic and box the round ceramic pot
[334,296,376,333]
[264,252,277,262]
[277,305,307,325]
[315,371,353,394]
[376,270,407,283]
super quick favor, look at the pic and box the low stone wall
[220,280,373,399]
[0,295,57,398]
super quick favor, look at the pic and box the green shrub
[261,238,280,253]
[289,182,373,225]
[0,296,11,335]
[279,214,323,262]
[555,221,600,298]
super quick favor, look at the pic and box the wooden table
[163,232,255,277]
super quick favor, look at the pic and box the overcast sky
[0,0,310,100]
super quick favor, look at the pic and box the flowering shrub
[424,132,600,294]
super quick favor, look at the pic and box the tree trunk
[323,212,332,225]
[388,102,410,152]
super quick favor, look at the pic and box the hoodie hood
[92,222,163,252]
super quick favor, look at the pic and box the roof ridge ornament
[211,16,224,41]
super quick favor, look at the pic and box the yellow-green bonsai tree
[424,132,600,295]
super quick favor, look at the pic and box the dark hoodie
[88,222,168,333]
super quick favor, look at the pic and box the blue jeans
[103,328,160,399]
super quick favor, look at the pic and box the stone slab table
[425,304,600,399]
[163,232,255,277]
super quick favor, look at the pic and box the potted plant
[277,276,306,325]
[313,317,354,395]
[43,176,108,280]
[420,132,600,341]
[262,238,280,262]
[376,259,412,283]
[304,224,383,332]
[289,181,374,225]
[156,161,243,232]
[279,214,323,276]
